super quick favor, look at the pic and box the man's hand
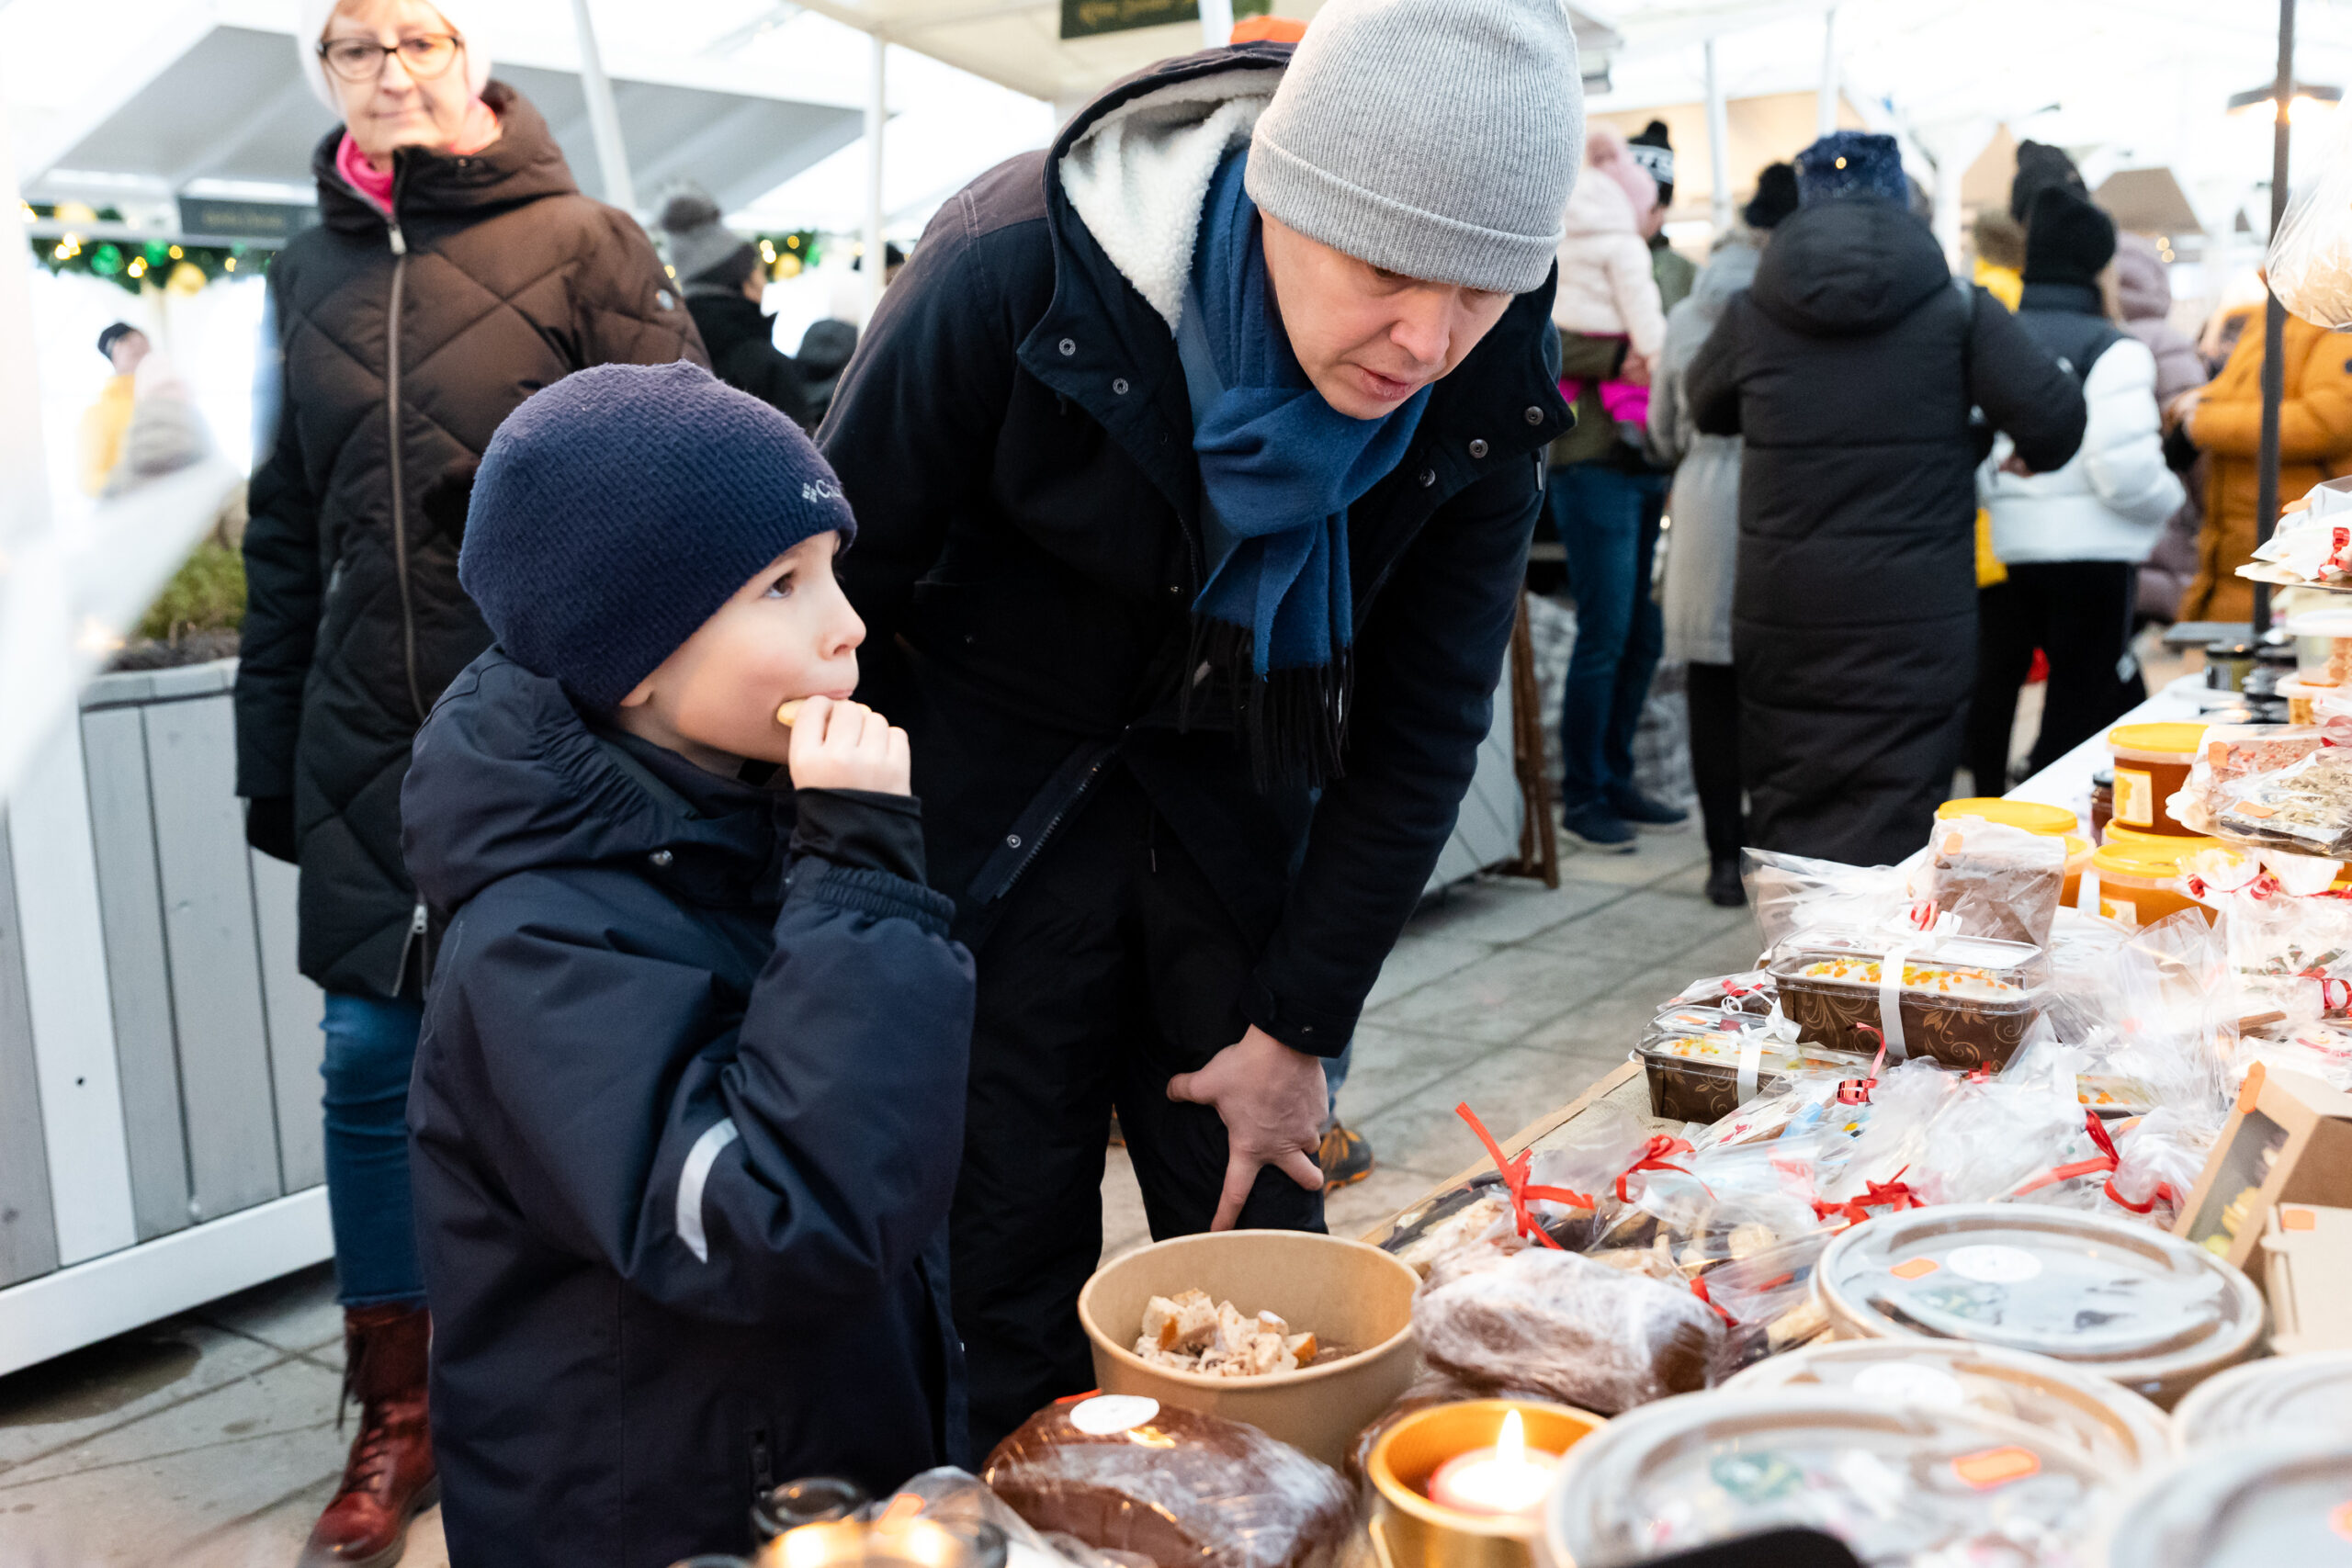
[2165,388,2204,436]
[1166,1025,1329,1231]
[786,696,911,794]
[1619,352,1653,389]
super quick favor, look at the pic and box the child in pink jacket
[1554,123,1668,435]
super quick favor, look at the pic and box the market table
[1361,671,2222,1245]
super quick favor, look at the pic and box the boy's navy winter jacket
[400,649,976,1568]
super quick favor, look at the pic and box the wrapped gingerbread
[1411,1246,1723,1416]
[982,1396,1354,1568]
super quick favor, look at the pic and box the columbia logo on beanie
[459,360,856,709]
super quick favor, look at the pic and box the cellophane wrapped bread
[1412,1246,1723,1416]
[982,1397,1354,1568]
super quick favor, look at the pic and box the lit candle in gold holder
[1365,1399,1604,1568]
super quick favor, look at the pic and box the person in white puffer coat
[1969,186,2185,788]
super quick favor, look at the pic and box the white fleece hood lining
[1057,69,1282,333]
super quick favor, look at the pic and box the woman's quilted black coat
[235,83,705,996]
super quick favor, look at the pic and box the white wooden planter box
[0,659,330,1377]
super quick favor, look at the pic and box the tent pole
[568,0,637,212]
[865,33,888,324]
[2253,0,2295,637]
[1816,6,1838,135]
[1704,36,1732,238]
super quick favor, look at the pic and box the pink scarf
[334,97,501,214]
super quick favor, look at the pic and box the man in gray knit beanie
[817,0,1584,1453]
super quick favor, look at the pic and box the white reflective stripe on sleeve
[676,1117,741,1263]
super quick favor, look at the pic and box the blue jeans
[1551,463,1668,812]
[1324,1041,1352,1125]
[321,991,426,1308]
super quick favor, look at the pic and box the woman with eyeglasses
[232,2,704,1562]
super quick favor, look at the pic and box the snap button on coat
[1469,439,1489,458]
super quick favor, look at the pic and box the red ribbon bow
[2015,1111,2121,1196]
[1811,1166,1922,1228]
[2299,967,2352,1012]
[1615,1134,1700,1203]
[1454,1103,1594,1250]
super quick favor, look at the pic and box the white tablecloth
[2006,672,2217,821]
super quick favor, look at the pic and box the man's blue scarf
[1185,147,1430,783]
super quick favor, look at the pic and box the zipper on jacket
[393,900,429,996]
[990,745,1114,906]
[384,160,427,723]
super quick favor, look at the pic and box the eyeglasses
[317,33,463,83]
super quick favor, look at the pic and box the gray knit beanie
[1246,0,1582,295]
[658,191,756,290]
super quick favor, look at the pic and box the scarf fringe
[1181,616,1351,790]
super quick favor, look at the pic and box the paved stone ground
[0,829,1742,1567]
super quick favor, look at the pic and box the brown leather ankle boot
[300,1303,439,1568]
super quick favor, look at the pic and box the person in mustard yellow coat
[2179,307,2352,621]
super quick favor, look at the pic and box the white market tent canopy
[23,22,865,218]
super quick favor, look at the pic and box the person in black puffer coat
[662,190,816,426]
[1686,132,2085,865]
[233,16,703,1560]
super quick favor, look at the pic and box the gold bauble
[166,260,208,297]
[774,253,802,278]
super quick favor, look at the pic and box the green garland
[752,228,823,279]
[23,204,262,296]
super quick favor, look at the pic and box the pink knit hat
[1585,123,1658,220]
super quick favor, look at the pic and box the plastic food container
[1768,929,2043,1072]
[2109,721,2210,836]
[1075,1230,1419,1468]
[1634,1008,1870,1124]
[2062,832,2094,908]
[1813,1203,2267,1410]
[1935,796,2079,837]
[1724,1339,2173,1472]
[2169,1349,2352,1451]
[1542,1389,2112,1567]
[2097,1440,2352,1566]
[2091,839,2228,929]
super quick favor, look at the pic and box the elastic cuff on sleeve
[788,860,956,938]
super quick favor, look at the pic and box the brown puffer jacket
[2182,308,2352,621]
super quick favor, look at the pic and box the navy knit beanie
[459,361,856,709]
[1795,131,1907,209]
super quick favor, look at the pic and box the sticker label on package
[1853,1362,1966,1410]
[1952,1445,2042,1490]
[1945,1245,2043,1283]
[1890,1258,1940,1280]
[2331,1499,2352,1542]
[1069,1394,1160,1434]
[2114,766,2154,827]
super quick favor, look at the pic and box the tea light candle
[1424,1410,1561,1518]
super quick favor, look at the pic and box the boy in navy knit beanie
[399,361,977,1566]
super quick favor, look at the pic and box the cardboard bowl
[1078,1229,1421,1468]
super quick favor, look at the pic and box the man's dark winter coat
[235,84,705,996]
[688,288,817,428]
[401,650,974,1568]
[820,43,1572,1055]
[1686,197,2086,863]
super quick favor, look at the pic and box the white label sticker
[1069,1394,1159,1435]
[1944,1245,2044,1284]
[1852,1361,1968,1410]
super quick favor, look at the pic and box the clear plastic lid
[1544,1388,2110,1566]
[1723,1339,2173,1472]
[1815,1204,2265,1382]
[1634,1008,1865,1077]
[2171,1351,2352,1450]
[1769,928,2043,1004]
[2099,1441,2352,1567]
